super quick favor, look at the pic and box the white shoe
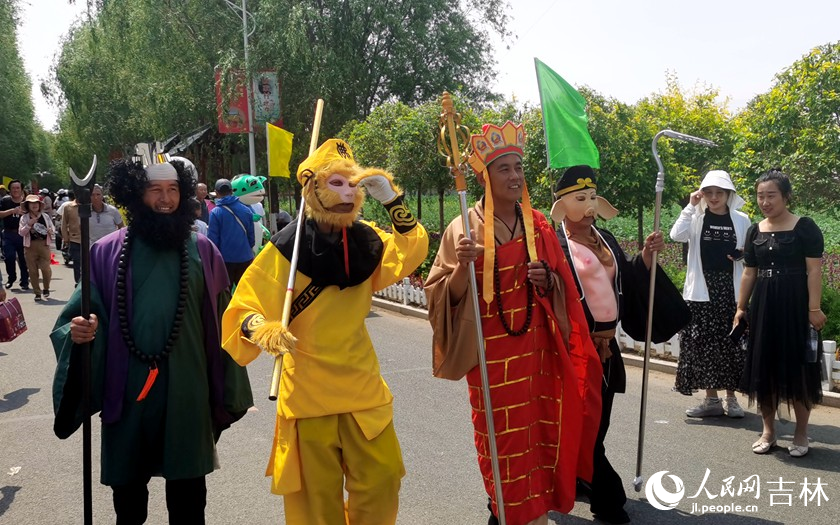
[686,397,724,417]
[724,396,745,418]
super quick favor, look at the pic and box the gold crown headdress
[467,121,526,175]
[467,121,538,304]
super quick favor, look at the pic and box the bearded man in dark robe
[51,156,253,525]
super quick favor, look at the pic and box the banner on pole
[266,123,294,178]
[252,71,282,127]
[215,68,250,134]
[534,58,600,169]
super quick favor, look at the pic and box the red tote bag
[0,298,27,342]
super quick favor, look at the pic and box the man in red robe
[425,121,602,525]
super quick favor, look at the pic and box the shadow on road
[806,420,840,446]
[39,298,69,306]
[0,486,21,518]
[0,388,41,413]
[548,511,593,523]
[683,412,763,432]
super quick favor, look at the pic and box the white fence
[373,279,681,356]
[374,278,427,308]
[616,324,682,359]
[373,280,839,391]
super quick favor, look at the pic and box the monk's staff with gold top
[269,98,324,400]
[438,92,507,525]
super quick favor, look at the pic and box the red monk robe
[425,201,602,524]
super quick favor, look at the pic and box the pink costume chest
[568,239,618,322]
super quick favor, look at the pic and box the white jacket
[669,193,751,302]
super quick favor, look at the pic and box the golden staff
[437,92,507,525]
[269,98,325,400]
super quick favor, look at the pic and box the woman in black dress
[734,170,826,457]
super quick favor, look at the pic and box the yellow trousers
[283,413,404,525]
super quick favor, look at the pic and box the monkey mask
[296,139,365,229]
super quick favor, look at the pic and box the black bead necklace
[116,230,190,365]
[493,202,533,337]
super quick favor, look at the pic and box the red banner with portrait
[215,68,250,134]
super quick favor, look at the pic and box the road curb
[372,298,840,409]
[372,297,428,320]
[620,350,840,409]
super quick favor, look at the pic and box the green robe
[53,236,252,485]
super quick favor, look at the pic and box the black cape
[558,227,691,393]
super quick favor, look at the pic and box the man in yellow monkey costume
[222,139,428,524]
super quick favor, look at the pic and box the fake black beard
[127,203,194,250]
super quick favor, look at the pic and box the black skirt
[675,271,746,394]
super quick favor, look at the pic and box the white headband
[146,163,178,181]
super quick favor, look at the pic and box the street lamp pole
[225,0,257,176]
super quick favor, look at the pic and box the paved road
[1,261,839,524]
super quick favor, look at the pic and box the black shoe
[593,509,631,524]
[4,281,12,289]
[43,289,50,298]
[34,294,42,301]
[577,479,593,500]
[20,282,29,290]
[487,498,499,525]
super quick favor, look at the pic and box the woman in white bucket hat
[670,170,751,419]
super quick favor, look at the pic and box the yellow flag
[266,123,294,178]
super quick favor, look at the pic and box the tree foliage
[585,76,735,246]
[48,0,244,177]
[51,0,511,186]
[0,0,40,182]
[51,2,838,237]
[731,41,840,208]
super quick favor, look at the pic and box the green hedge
[366,192,840,341]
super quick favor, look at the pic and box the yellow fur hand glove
[250,320,297,357]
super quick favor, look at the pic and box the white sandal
[752,437,776,454]
[788,441,809,457]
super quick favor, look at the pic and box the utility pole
[224,0,257,176]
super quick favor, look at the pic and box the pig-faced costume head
[550,165,618,224]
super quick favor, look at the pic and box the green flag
[534,58,600,169]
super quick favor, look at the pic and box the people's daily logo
[646,471,685,510]
[644,468,827,515]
